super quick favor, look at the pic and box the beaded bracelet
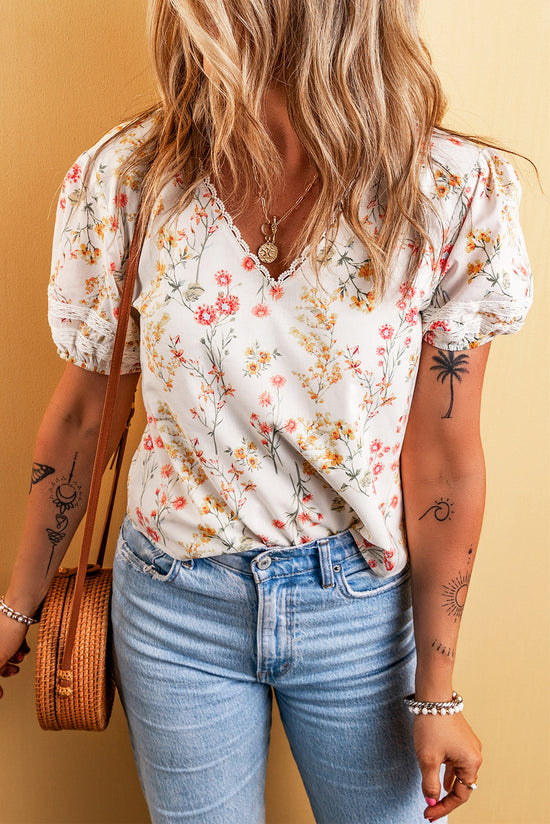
[0,596,39,627]
[404,691,464,716]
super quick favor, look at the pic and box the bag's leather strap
[58,212,144,686]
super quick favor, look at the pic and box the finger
[425,781,475,821]
[443,762,454,793]
[20,639,31,655]
[0,663,20,677]
[418,758,442,808]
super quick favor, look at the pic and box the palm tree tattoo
[430,351,470,418]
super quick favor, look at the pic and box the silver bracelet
[0,596,39,627]
[404,691,464,716]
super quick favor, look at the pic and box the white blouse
[48,118,532,575]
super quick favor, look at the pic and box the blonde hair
[90,0,452,292]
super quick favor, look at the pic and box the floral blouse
[48,118,532,575]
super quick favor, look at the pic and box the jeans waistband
[205,529,362,584]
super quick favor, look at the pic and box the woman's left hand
[413,713,482,821]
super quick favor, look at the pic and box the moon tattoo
[45,453,82,575]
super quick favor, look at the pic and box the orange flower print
[160,464,173,479]
[252,303,270,318]
[269,283,285,301]
[259,391,272,407]
[284,419,297,433]
[143,435,154,450]
[242,255,256,271]
[271,374,287,388]
[173,497,187,510]
[272,519,285,529]
[114,192,128,208]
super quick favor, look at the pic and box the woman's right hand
[0,615,31,699]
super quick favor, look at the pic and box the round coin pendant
[257,241,278,264]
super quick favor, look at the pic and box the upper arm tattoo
[430,351,470,419]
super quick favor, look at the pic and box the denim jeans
[112,515,437,824]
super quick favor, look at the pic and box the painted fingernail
[425,797,437,807]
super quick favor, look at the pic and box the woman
[0,1,532,822]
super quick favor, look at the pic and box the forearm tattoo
[45,453,82,574]
[431,638,456,659]
[430,351,470,419]
[419,498,454,522]
[441,570,470,622]
[29,462,55,493]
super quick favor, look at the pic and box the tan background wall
[1,1,548,822]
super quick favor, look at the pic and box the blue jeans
[112,515,435,824]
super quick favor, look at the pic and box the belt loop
[317,539,335,588]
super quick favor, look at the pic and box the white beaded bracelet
[0,596,39,627]
[404,691,464,716]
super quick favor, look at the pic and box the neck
[262,82,313,175]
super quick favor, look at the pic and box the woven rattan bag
[34,215,142,732]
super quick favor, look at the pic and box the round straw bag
[35,564,115,731]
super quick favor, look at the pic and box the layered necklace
[251,162,318,264]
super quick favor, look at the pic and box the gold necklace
[252,164,318,264]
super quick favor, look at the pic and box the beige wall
[1,1,548,822]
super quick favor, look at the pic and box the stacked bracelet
[404,691,464,716]
[0,596,39,627]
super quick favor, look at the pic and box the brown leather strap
[59,213,144,680]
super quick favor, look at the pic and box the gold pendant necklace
[253,165,318,265]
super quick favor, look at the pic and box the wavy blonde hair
[91,0,452,292]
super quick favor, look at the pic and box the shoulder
[59,113,158,206]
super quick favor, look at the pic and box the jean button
[256,556,272,570]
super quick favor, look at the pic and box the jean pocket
[336,554,410,599]
[116,521,180,583]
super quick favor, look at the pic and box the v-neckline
[203,175,320,286]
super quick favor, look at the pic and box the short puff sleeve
[421,148,533,350]
[48,129,142,374]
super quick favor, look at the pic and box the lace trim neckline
[202,175,315,287]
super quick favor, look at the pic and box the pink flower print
[259,421,272,435]
[269,283,284,301]
[242,255,256,271]
[271,374,287,389]
[173,497,187,510]
[404,337,411,347]
[114,192,128,208]
[66,163,81,184]
[379,324,394,340]
[155,436,164,449]
[59,197,66,211]
[216,294,239,315]
[143,435,154,451]
[259,391,272,407]
[390,495,399,509]
[449,137,463,146]
[215,269,232,286]
[160,464,174,479]
[135,507,145,527]
[373,462,384,476]
[284,419,297,433]
[298,512,312,524]
[252,303,270,318]
[396,299,407,311]
[405,308,418,325]
[383,550,395,572]
[303,494,313,503]
[195,304,219,325]
[370,439,382,453]
[368,559,377,569]
[272,519,285,529]
[376,346,385,356]
[300,535,312,544]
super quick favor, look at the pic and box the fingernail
[425,797,437,807]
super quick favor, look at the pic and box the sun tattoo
[45,453,82,574]
[441,571,471,622]
[419,498,454,522]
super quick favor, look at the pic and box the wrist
[414,667,455,702]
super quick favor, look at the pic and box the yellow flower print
[467,260,484,282]
[466,232,476,253]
